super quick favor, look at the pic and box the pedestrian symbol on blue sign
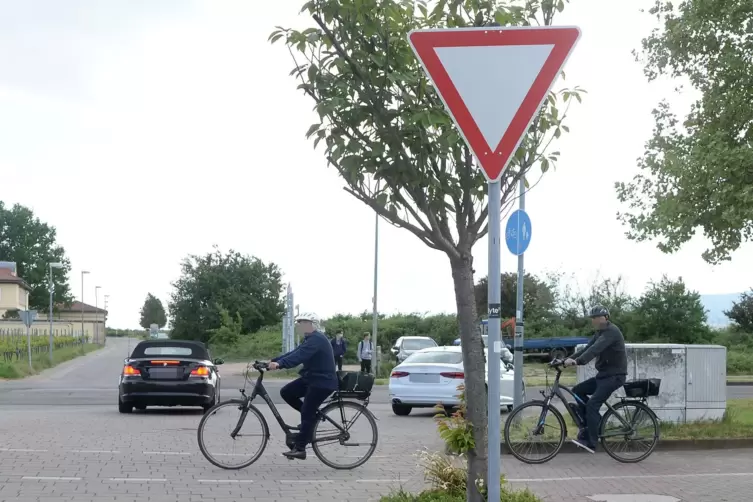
[505,209,532,256]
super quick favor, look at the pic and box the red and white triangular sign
[408,26,581,182]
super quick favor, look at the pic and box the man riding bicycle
[268,312,338,460]
[563,305,627,453]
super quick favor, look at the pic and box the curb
[501,437,753,454]
[726,381,753,386]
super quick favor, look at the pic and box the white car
[389,346,523,416]
[391,336,438,363]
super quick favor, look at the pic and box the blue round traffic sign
[505,209,532,256]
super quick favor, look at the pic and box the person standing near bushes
[357,332,373,373]
[331,331,347,371]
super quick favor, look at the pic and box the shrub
[379,451,541,502]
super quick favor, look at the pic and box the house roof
[59,301,108,314]
[0,268,31,291]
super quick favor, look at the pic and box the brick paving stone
[0,401,752,501]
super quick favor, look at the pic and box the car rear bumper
[389,380,516,408]
[120,379,216,406]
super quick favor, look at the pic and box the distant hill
[700,293,742,327]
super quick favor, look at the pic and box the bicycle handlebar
[252,361,269,371]
[549,359,565,369]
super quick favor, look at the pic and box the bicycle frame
[229,369,361,445]
[539,367,646,439]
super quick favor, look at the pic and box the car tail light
[123,365,140,376]
[391,371,410,378]
[190,366,210,377]
[440,372,465,379]
[150,360,180,365]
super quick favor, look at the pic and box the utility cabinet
[574,343,726,423]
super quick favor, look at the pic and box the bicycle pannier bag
[337,371,374,399]
[622,378,661,398]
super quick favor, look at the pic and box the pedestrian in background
[331,330,347,371]
[357,333,373,374]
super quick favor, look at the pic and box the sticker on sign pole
[408,26,581,182]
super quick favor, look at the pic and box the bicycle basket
[336,371,374,400]
[622,378,661,398]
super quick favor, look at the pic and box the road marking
[0,448,49,452]
[279,480,335,483]
[22,476,81,481]
[107,478,168,482]
[356,479,395,483]
[508,472,753,482]
[142,451,192,455]
[70,449,120,454]
[198,479,255,484]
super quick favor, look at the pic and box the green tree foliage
[270,1,583,496]
[615,0,753,264]
[474,272,557,322]
[0,202,73,311]
[168,246,285,343]
[139,293,168,330]
[208,308,243,347]
[725,289,753,333]
[557,275,634,331]
[629,275,711,344]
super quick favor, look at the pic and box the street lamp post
[48,262,64,363]
[95,286,102,345]
[103,295,110,346]
[81,270,89,349]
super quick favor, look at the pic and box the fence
[0,328,89,363]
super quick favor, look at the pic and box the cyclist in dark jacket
[564,305,628,453]
[268,312,338,460]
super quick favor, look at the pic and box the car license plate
[409,374,439,384]
[148,368,180,380]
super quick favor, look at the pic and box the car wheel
[118,398,133,414]
[506,405,513,412]
[135,404,146,411]
[203,389,219,413]
[392,404,412,416]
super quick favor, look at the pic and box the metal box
[574,343,726,423]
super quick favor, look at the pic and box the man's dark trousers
[280,378,333,450]
[334,355,343,371]
[572,374,626,447]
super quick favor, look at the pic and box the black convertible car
[118,339,223,413]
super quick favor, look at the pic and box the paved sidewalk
[0,400,752,501]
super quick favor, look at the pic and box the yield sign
[408,26,581,182]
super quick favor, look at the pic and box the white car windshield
[403,351,462,364]
[403,339,436,350]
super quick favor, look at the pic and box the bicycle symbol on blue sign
[505,209,532,256]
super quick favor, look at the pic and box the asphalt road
[1,336,751,406]
[1,337,752,501]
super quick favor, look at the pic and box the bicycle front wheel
[312,400,378,470]
[197,400,269,469]
[504,400,566,464]
[600,400,660,463]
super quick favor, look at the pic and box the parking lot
[0,338,751,501]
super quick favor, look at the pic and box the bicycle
[503,359,661,464]
[197,361,379,470]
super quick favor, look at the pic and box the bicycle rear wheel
[197,400,269,469]
[599,400,660,463]
[504,400,566,464]
[312,400,378,470]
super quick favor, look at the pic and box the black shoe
[283,448,306,460]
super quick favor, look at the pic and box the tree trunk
[450,252,487,502]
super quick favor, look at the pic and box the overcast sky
[0,0,749,329]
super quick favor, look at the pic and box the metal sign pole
[513,178,527,410]
[487,179,502,502]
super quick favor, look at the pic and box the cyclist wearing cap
[267,312,338,460]
[563,305,628,453]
